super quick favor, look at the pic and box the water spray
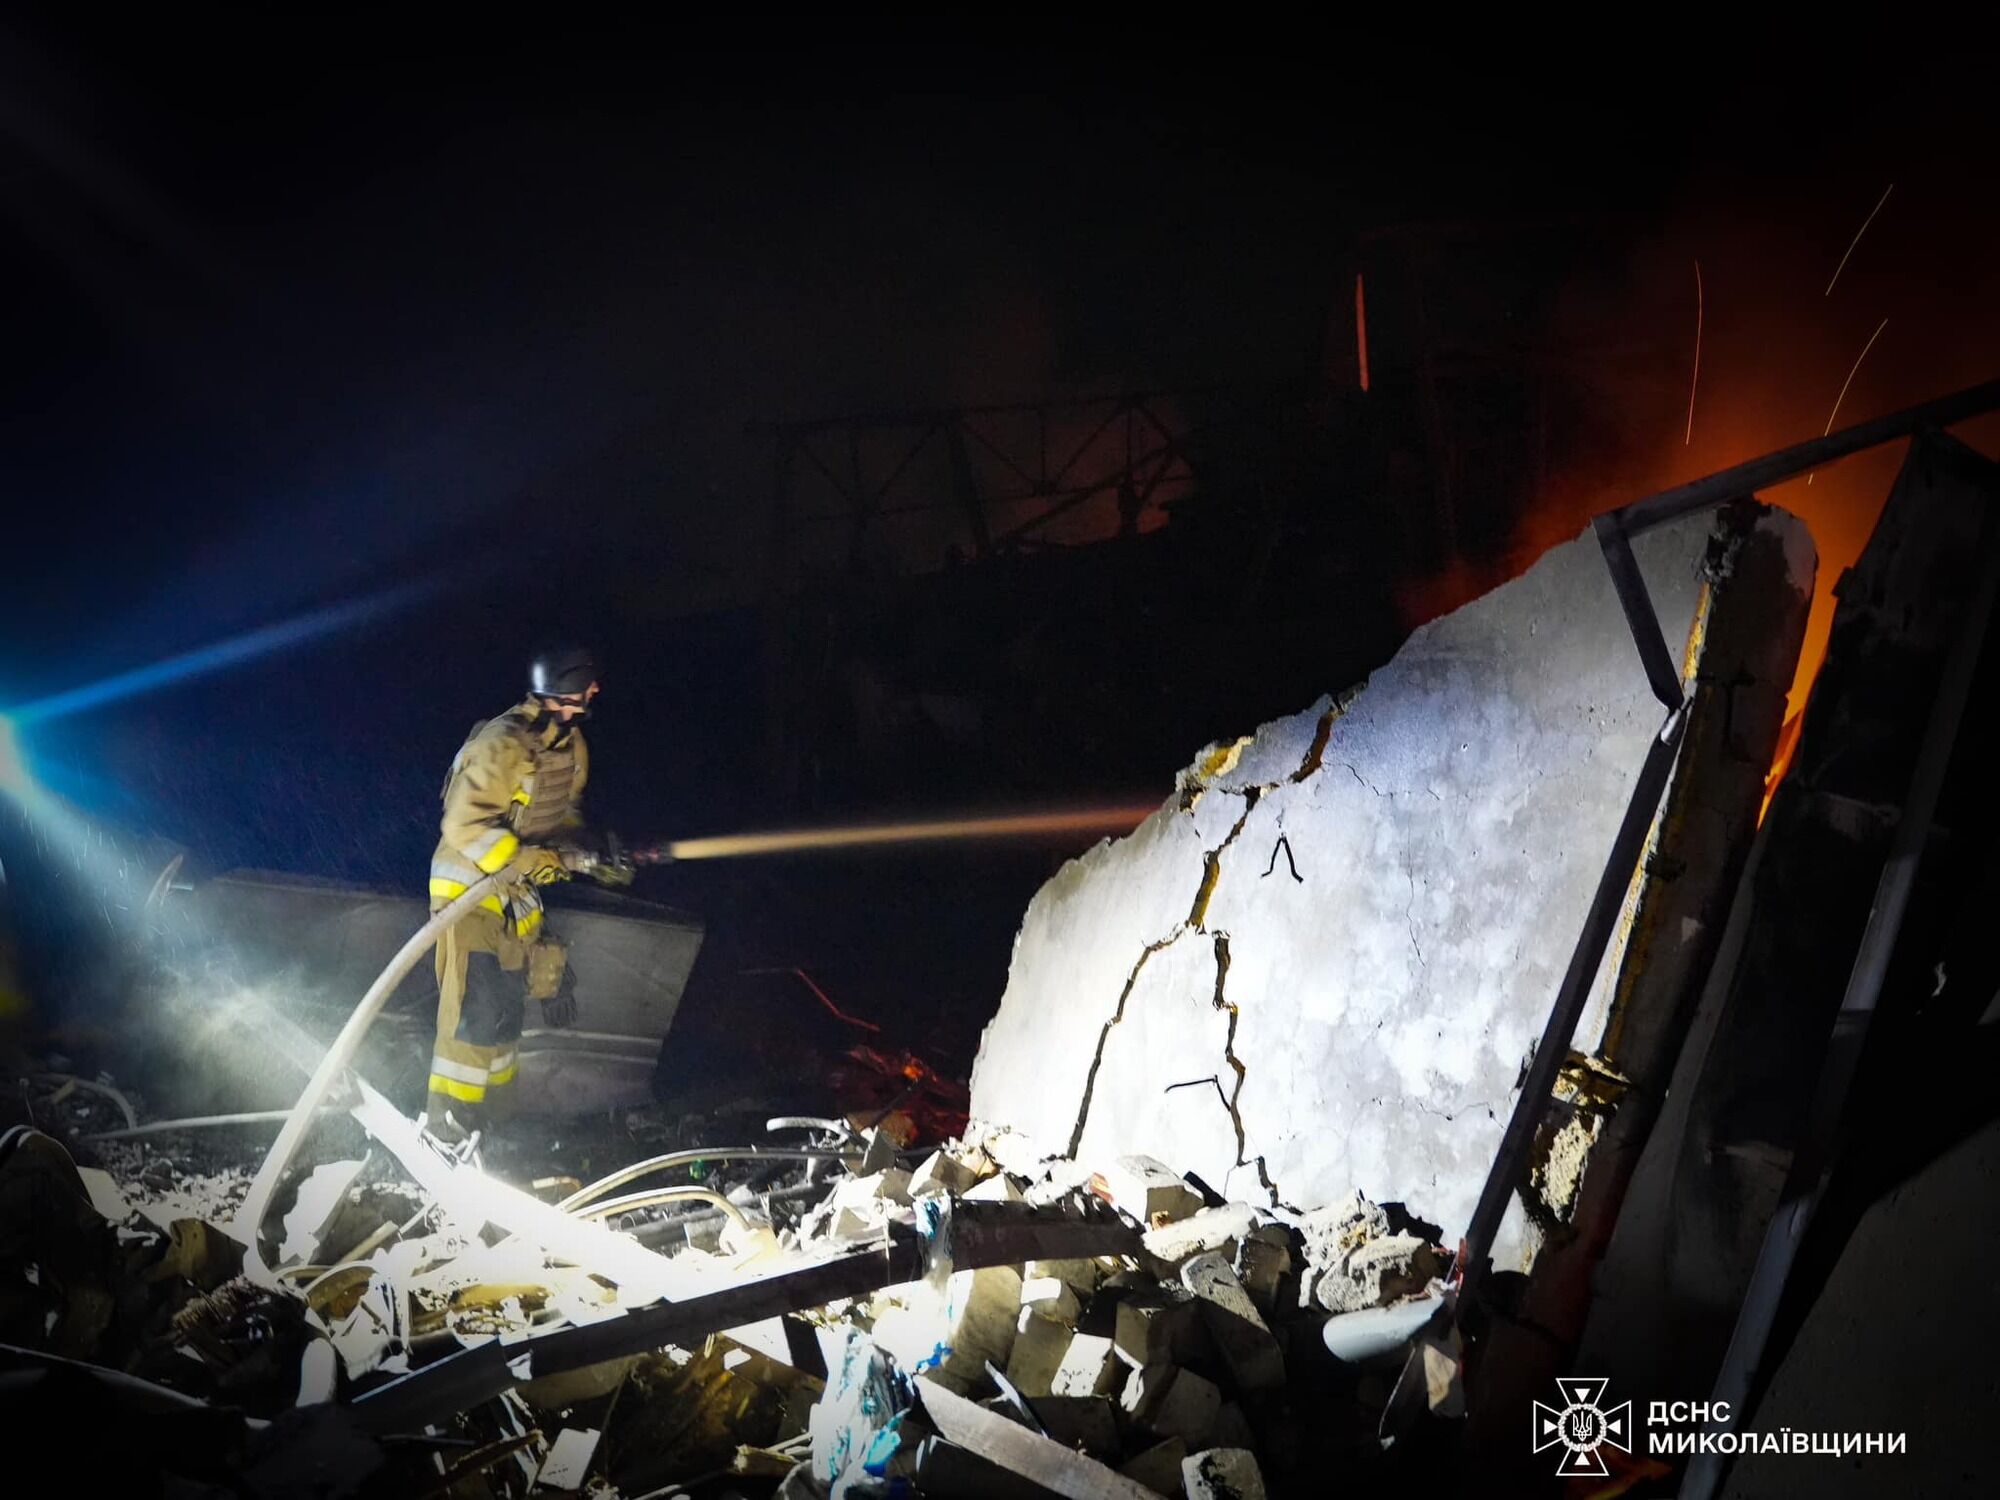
[627,804,1157,864]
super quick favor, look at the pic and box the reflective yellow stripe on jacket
[428,870,544,936]
[463,825,521,874]
[429,700,584,941]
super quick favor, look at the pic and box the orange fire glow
[1446,186,2000,816]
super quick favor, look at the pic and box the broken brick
[1120,1363,1220,1446]
[1019,1273,1082,1327]
[1120,1435,1189,1496]
[1028,1395,1120,1458]
[1179,1252,1284,1391]
[1182,1447,1267,1500]
[1049,1332,1121,1399]
[1003,1312,1072,1398]
[1113,1293,1209,1371]
[1095,1157,1204,1228]
[908,1150,983,1200]
[1141,1202,1257,1264]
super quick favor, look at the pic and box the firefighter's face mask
[534,684,598,728]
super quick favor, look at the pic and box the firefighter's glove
[591,834,637,889]
[560,838,635,888]
[540,991,578,1028]
[590,860,636,889]
[508,846,570,886]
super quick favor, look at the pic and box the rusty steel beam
[1457,702,1687,1309]
[1682,445,2000,1500]
[1595,513,1689,712]
[1607,375,2000,537]
[1458,380,2000,1316]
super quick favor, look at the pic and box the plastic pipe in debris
[516,1027,661,1045]
[234,874,505,1263]
[558,1146,853,1212]
[85,1107,344,1142]
[32,1073,139,1131]
[626,1179,831,1243]
[571,1184,755,1233]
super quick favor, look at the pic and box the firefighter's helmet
[529,645,599,698]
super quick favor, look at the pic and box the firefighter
[424,645,632,1140]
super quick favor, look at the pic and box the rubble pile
[732,1130,1460,1498]
[2,1069,1461,1496]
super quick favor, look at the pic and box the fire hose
[227,805,1145,1262]
[233,874,505,1266]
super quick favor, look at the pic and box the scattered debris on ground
[2,1065,1457,1496]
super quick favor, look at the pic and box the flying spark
[1825,183,1894,297]
[1685,259,1703,446]
[1807,318,1890,485]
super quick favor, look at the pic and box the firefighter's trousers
[427,908,567,1133]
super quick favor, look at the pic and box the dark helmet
[529,645,600,698]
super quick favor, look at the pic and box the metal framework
[764,384,1297,573]
[1456,374,2000,1323]
[1679,431,2000,1499]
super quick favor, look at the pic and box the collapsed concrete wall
[970,505,1813,1259]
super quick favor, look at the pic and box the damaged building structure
[4,377,1999,1497]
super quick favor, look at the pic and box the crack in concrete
[1213,933,1248,1171]
[1071,702,1375,1206]
[1069,783,1263,1157]
[1404,869,1428,972]
[1188,787,1259,929]
[1065,927,1189,1157]
[1342,762,1442,803]
[1410,1096,1494,1124]
[1208,930,1298,1211]
[1290,697,1342,782]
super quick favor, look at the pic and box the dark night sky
[0,27,1822,686]
[2,33,1986,642]
[3,26,1997,1050]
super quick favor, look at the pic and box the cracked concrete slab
[970,507,1812,1256]
[970,800,1217,1169]
[1075,935,1239,1194]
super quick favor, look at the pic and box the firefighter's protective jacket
[428,699,589,939]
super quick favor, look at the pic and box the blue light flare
[5,578,436,726]
[0,715,24,796]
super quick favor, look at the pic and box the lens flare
[0,715,24,796]
[665,804,1156,861]
[6,579,435,725]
